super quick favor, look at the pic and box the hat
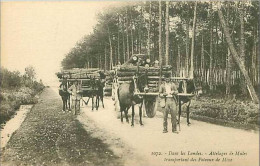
[163,72,171,78]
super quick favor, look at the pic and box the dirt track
[1,88,123,166]
[1,87,259,166]
[78,96,259,166]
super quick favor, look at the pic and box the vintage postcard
[1,1,259,166]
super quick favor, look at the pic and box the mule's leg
[96,95,99,110]
[95,95,98,110]
[187,101,191,125]
[139,104,143,126]
[92,96,94,111]
[65,99,68,110]
[68,96,71,110]
[120,106,124,123]
[62,99,66,112]
[101,96,104,108]
[131,105,135,126]
[125,107,129,123]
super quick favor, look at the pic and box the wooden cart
[57,68,102,114]
[112,54,173,118]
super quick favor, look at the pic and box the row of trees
[61,1,259,102]
[1,66,39,89]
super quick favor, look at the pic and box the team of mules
[59,70,200,128]
[116,75,200,127]
[80,78,105,111]
[59,75,105,113]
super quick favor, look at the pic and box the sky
[1,1,124,86]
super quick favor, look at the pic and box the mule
[80,77,98,111]
[177,79,196,125]
[59,78,71,112]
[59,88,71,112]
[95,78,105,110]
[117,74,147,126]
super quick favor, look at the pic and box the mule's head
[178,79,196,94]
[129,73,148,93]
[178,81,184,93]
[136,74,148,93]
[186,79,196,94]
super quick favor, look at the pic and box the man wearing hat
[68,80,81,111]
[159,73,178,133]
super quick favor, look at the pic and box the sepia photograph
[1,1,259,166]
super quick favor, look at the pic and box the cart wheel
[145,98,156,118]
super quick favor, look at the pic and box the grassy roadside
[0,67,45,126]
[189,96,259,130]
[0,87,45,126]
[1,87,123,166]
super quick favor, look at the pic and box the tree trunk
[201,34,204,80]
[159,0,162,86]
[189,1,197,78]
[107,26,113,70]
[131,29,134,55]
[226,49,231,95]
[104,46,107,71]
[218,2,259,104]
[98,54,101,69]
[147,1,152,60]
[225,2,231,96]
[139,5,143,54]
[118,14,120,65]
[130,11,134,55]
[185,20,190,77]
[123,30,126,64]
[165,1,169,65]
[126,9,130,60]
[209,6,213,90]
[177,44,181,76]
[239,2,247,95]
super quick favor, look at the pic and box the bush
[191,97,259,126]
[0,103,15,125]
[0,68,22,89]
[0,67,45,125]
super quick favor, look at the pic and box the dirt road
[1,87,259,166]
[78,97,259,166]
[1,88,123,166]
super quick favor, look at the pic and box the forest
[61,1,259,102]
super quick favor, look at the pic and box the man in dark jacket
[159,74,178,133]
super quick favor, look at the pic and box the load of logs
[57,68,100,79]
[56,68,113,96]
[104,71,113,96]
[115,65,172,92]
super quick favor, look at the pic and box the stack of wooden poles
[116,65,172,92]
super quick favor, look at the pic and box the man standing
[68,81,81,112]
[159,74,178,133]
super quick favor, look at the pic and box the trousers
[163,98,177,131]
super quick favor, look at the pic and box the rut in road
[1,87,123,166]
